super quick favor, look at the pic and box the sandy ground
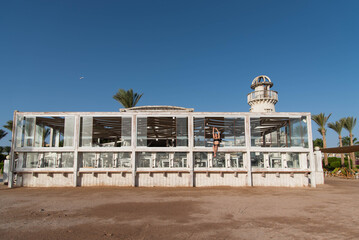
[0,178,359,240]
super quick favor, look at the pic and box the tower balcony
[247,90,278,103]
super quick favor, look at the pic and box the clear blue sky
[1,0,358,147]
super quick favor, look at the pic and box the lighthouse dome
[250,75,273,89]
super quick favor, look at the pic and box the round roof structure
[250,75,273,89]
[120,105,194,112]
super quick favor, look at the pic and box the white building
[8,76,324,188]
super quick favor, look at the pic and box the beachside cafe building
[8,76,324,188]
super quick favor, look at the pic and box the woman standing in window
[213,127,222,157]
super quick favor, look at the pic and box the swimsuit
[213,138,222,146]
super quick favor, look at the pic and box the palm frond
[342,117,357,134]
[312,113,331,128]
[3,120,13,132]
[0,129,7,140]
[113,89,143,108]
[327,121,343,136]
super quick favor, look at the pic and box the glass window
[251,117,309,148]
[15,116,75,148]
[251,152,264,168]
[22,152,73,168]
[137,152,152,167]
[81,152,97,168]
[60,153,74,168]
[137,117,188,147]
[213,152,226,168]
[100,152,113,168]
[154,152,170,168]
[173,152,187,168]
[24,152,39,168]
[230,153,243,168]
[269,152,282,168]
[43,152,57,168]
[80,117,132,147]
[194,152,208,168]
[286,153,300,168]
[194,117,245,147]
[117,152,132,168]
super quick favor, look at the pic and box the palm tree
[312,113,331,166]
[342,136,359,146]
[342,117,357,169]
[3,146,11,155]
[0,129,7,140]
[328,121,345,167]
[42,128,51,147]
[113,89,143,108]
[3,120,13,132]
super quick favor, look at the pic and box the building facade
[8,76,324,188]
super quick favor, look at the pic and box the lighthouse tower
[247,75,278,112]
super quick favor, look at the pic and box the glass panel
[173,152,187,168]
[194,117,245,147]
[301,117,308,148]
[137,117,188,147]
[100,152,113,168]
[81,152,97,168]
[80,117,93,147]
[154,152,170,168]
[24,117,35,147]
[63,116,75,147]
[251,117,308,148]
[251,152,264,168]
[80,117,130,147]
[137,117,147,147]
[118,152,132,168]
[43,152,57,168]
[230,153,243,168]
[194,152,208,168]
[34,123,44,147]
[24,152,39,168]
[176,118,188,146]
[194,118,206,147]
[286,153,300,168]
[290,119,302,147]
[15,115,23,148]
[16,116,77,148]
[137,152,152,167]
[213,152,225,168]
[121,117,132,146]
[269,152,282,168]
[61,153,74,168]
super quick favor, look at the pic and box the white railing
[247,90,278,102]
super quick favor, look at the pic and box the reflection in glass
[230,153,243,168]
[80,117,132,147]
[24,152,39,168]
[286,153,300,168]
[194,117,245,147]
[251,117,308,148]
[137,117,188,147]
[137,152,152,167]
[213,152,225,168]
[194,152,208,168]
[173,153,187,168]
[251,152,264,168]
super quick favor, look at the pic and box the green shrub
[0,162,3,174]
[330,161,341,169]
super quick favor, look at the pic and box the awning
[320,145,359,153]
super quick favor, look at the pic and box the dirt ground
[0,178,358,240]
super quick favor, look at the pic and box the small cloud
[79,76,85,80]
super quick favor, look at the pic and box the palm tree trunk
[339,136,345,167]
[349,133,356,169]
[322,129,328,166]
